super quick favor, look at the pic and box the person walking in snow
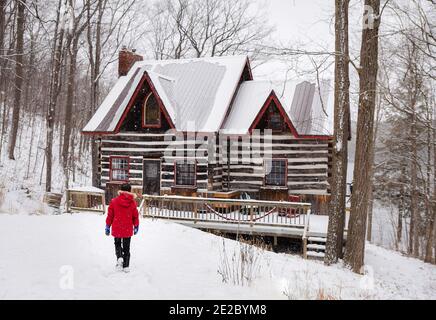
[105,183,139,272]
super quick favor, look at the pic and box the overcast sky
[253,0,339,84]
[251,1,338,127]
[254,0,367,124]
[265,0,336,47]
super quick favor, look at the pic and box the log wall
[96,132,332,213]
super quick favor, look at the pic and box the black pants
[114,237,131,268]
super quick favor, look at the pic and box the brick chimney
[118,46,143,77]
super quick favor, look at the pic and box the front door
[143,159,161,195]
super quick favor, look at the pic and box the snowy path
[0,213,434,299]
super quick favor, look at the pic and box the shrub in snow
[217,237,264,286]
[281,268,344,300]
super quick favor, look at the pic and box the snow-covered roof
[221,80,332,136]
[68,186,105,194]
[221,81,274,134]
[82,54,332,136]
[83,66,146,133]
[83,55,249,133]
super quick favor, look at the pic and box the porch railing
[141,194,311,228]
[302,206,312,258]
[66,188,106,214]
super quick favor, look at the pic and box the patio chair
[239,192,259,215]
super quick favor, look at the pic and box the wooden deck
[140,194,341,258]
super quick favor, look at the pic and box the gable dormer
[118,73,173,133]
[253,98,290,134]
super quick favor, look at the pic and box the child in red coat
[105,183,139,272]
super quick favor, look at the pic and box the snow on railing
[141,194,311,227]
[65,187,106,214]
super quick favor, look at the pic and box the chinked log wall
[219,134,333,195]
[98,132,332,198]
[99,132,213,193]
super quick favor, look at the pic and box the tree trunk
[8,0,26,160]
[87,0,104,187]
[425,127,436,262]
[366,92,382,242]
[344,0,380,273]
[0,0,5,78]
[46,0,65,192]
[0,0,5,155]
[397,164,406,250]
[0,16,15,159]
[409,99,419,256]
[325,0,350,265]
[62,36,79,188]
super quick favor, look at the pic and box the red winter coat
[106,191,139,238]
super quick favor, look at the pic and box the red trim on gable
[244,57,254,81]
[114,72,175,133]
[248,90,332,141]
[82,71,175,135]
[82,131,109,135]
[143,75,175,130]
[249,91,299,137]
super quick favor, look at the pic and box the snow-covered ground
[0,115,92,201]
[0,115,434,300]
[0,211,434,300]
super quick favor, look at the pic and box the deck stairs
[305,236,327,260]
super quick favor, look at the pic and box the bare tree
[46,0,67,192]
[345,0,381,273]
[85,0,137,187]
[145,0,274,60]
[62,0,97,188]
[372,0,435,262]
[7,0,25,160]
[325,0,350,265]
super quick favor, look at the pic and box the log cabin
[82,48,335,214]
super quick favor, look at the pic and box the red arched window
[142,92,161,127]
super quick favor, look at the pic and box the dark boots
[114,237,131,268]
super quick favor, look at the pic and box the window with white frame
[265,159,287,186]
[110,157,129,181]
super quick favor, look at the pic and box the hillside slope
[0,211,434,300]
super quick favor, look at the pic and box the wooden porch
[140,194,339,259]
[63,188,343,259]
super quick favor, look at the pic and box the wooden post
[101,193,106,215]
[142,198,147,217]
[194,202,198,223]
[303,237,308,259]
[250,205,253,227]
[66,190,70,213]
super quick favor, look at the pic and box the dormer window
[142,92,161,127]
[267,104,284,132]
